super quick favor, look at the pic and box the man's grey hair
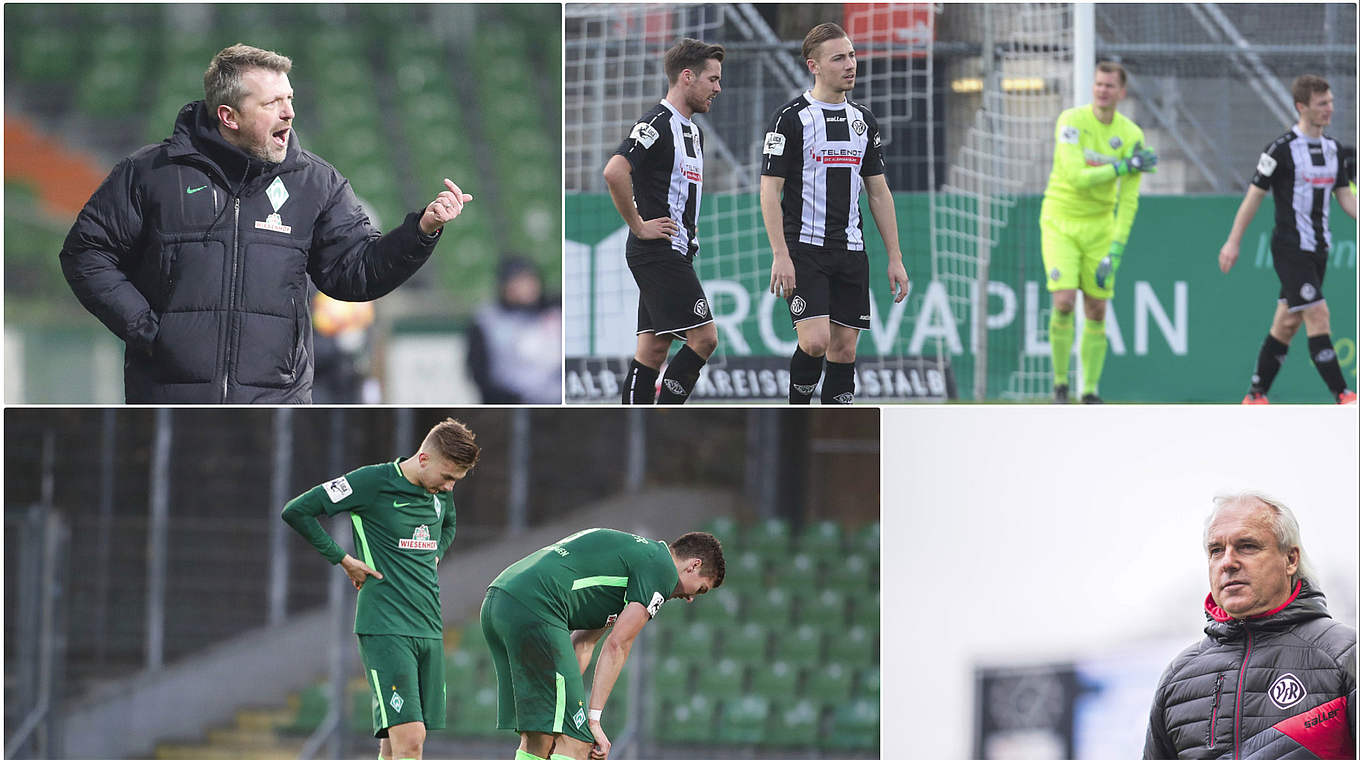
[204,44,292,112]
[1204,490,1319,590]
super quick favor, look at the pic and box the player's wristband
[588,709,603,722]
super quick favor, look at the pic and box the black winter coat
[60,101,441,403]
[1144,582,1356,759]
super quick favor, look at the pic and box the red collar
[1205,580,1302,622]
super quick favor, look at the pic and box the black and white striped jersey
[614,99,704,260]
[761,92,885,251]
[1251,127,1346,252]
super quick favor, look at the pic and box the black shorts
[786,244,870,330]
[628,255,713,337]
[1272,241,1327,311]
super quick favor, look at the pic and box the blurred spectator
[310,289,379,404]
[466,256,562,403]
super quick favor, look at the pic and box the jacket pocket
[233,304,306,389]
[149,311,218,383]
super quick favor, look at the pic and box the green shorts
[1040,212,1117,299]
[480,587,593,744]
[357,634,446,738]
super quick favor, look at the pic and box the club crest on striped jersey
[851,119,866,136]
[399,524,437,551]
[1268,673,1306,709]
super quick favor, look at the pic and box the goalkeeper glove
[1113,141,1158,176]
[1095,241,1124,289]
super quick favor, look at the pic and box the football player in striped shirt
[761,23,910,404]
[1219,75,1357,404]
[604,38,725,404]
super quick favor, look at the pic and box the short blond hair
[204,44,292,111]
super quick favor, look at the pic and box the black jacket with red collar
[60,101,441,403]
[1144,581,1356,759]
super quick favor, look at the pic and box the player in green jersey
[282,418,481,760]
[482,529,725,760]
[1040,62,1157,402]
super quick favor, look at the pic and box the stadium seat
[650,655,692,706]
[825,697,879,750]
[451,685,500,737]
[748,518,791,557]
[748,659,800,700]
[765,698,821,747]
[689,583,741,627]
[664,621,714,661]
[825,624,877,668]
[444,647,482,688]
[860,666,880,699]
[720,621,769,662]
[854,522,880,555]
[657,694,716,743]
[800,520,844,561]
[804,587,849,623]
[850,593,880,630]
[699,515,739,544]
[694,657,745,696]
[457,622,487,652]
[715,695,771,744]
[746,587,795,629]
[773,551,820,589]
[723,551,766,596]
[348,685,373,734]
[772,623,822,662]
[825,552,874,593]
[278,684,327,734]
[807,661,854,702]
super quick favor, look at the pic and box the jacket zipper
[1207,673,1225,749]
[1233,627,1254,759]
[222,197,240,402]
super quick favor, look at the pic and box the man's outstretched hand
[340,554,383,590]
[419,178,474,235]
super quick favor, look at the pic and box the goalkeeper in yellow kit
[1040,62,1156,402]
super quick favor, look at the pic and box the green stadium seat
[715,695,770,744]
[804,587,848,624]
[748,518,791,557]
[765,698,821,747]
[855,522,880,555]
[444,647,482,688]
[826,623,876,668]
[278,684,328,734]
[720,621,768,662]
[458,621,487,650]
[694,657,745,696]
[650,655,692,705]
[748,659,800,699]
[724,551,765,595]
[807,661,854,702]
[699,515,739,544]
[664,621,713,661]
[689,583,741,626]
[451,685,500,737]
[850,593,880,630]
[825,697,879,750]
[773,552,819,589]
[826,552,874,593]
[657,694,716,743]
[800,520,844,560]
[772,623,822,662]
[860,666,880,699]
[746,587,794,629]
[349,685,373,734]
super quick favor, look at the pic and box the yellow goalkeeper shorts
[1040,212,1117,299]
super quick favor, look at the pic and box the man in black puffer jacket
[1144,492,1356,759]
[60,44,472,403]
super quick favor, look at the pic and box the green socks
[1081,319,1108,395]
[1049,309,1075,384]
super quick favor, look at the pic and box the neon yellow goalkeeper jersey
[1041,104,1146,246]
